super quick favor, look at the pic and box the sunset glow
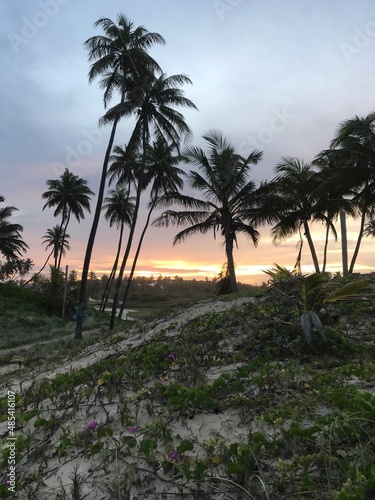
[2,2,375,285]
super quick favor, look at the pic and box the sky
[1,0,375,284]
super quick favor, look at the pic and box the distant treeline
[84,273,256,307]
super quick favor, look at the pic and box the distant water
[104,308,136,320]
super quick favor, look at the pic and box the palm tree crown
[42,168,93,225]
[42,225,71,269]
[101,72,198,153]
[102,188,135,228]
[0,195,29,261]
[85,14,165,107]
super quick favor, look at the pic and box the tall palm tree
[105,73,197,329]
[75,14,165,339]
[154,130,263,294]
[99,188,135,312]
[0,196,29,261]
[118,138,184,316]
[313,154,355,273]
[265,157,327,273]
[42,168,93,268]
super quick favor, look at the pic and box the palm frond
[323,279,368,304]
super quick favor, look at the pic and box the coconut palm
[23,225,71,287]
[154,130,263,294]
[42,168,93,268]
[313,154,356,273]
[0,196,29,261]
[42,225,71,269]
[328,112,375,273]
[106,73,197,329]
[118,138,184,316]
[265,157,329,273]
[99,188,135,312]
[75,14,165,339]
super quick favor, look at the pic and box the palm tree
[154,130,263,294]
[75,14,165,339]
[105,73,197,329]
[265,157,327,273]
[0,196,29,261]
[328,112,375,273]
[42,225,71,269]
[313,154,355,273]
[42,168,93,268]
[99,188,135,312]
[118,138,184,316]
[23,225,71,287]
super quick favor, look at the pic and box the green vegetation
[0,276,374,498]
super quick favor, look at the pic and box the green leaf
[96,426,113,438]
[90,441,103,456]
[121,436,137,448]
[251,432,268,444]
[182,463,191,480]
[227,461,246,475]
[178,440,194,454]
[194,460,207,481]
[34,418,48,428]
[323,279,368,304]
[19,409,39,423]
[140,438,157,454]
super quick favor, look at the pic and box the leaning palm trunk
[349,208,366,274]
[303,219,320,273]
[109,120,148,329]
[75,113,122,339]
[99,221,125,312]
[100,265,115,312]
[57,211,71,270]
[119,200,156,315]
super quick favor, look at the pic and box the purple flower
[2,479,10,486]
[85,421,99,432]
[128,425,138,435]
[170,448,179,461]
[167,352,176,360]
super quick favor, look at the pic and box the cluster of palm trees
[74,14,198,337]
[3,13,374,339]
[69,12,375,338]
[29,168,94,282]
[262,112,375,278]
